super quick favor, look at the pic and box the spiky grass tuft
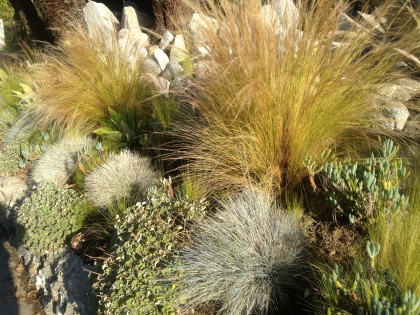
[29,135,93,186]
[30,20,154,133]
[85,150,158,208]
[370,156,420,295]
[173,0,418,198]
[179,188,307,314]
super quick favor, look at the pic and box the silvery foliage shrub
[29,135,94,186]
[93,178,207,315]
[179,189,307,315]
[85,150,157,207]
[15,181,92,256]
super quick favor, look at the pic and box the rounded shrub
[29,135,94,186]
[85,150,157,208]
[179,189,307,314]
[93,179,207,315]
[15,181,93,256]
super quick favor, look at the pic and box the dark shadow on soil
[0,226,20,315]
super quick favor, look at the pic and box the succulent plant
[307,139,409,223]
[319,240,420,315]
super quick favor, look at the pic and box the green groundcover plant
[93,178,207,315]
[15,181,94,256]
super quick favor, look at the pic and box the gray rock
[397,78,420,97]
[83,1,119,45]
[159,30,174,50]
[19,246,94,315]
[150,46,169,71]
[170,34,188,64]
[0,19,5,51]
[118,28,149,63]
[122,3,141,30]
[0,177,27,208]
[376,83,411,102]
[143,74,170,95]
[379,101,410,131]
[260,4,299,40]
[161,61,184,81]
[157,77,171,96]
[189,13,219,44]
[143,58,162,76]
[122,1,153,28]
[273,0,299,27]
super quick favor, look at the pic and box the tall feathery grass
[369,156,420,295]
[172,0,419,199]
[30,20,154,133]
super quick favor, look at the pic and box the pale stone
[170,34,188,63]
[274,0,299,27]
[122,4,141,30]
[376,83,411,102]
[83,1,119,46]
[122,1,153,28]
[380,101,410,131]
[161,61,184,81]
[0,177,27,208]
[150,46,169,71]
[143,58,162,76]
[189,12,219,44]
[157,77,171,96]
[118,28,149,63]
[397,78,420,97]
[160,30,174,50]
[197,45,211,56]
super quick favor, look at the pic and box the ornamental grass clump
[370,156,420,295]
[29,135,94,186]
[85,150,158,208]
[179,188,307,314]
[173,0,419,198]
[30,20,154,133]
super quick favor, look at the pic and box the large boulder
[273,0,299,27]
[118,28,149,64]
[170,34,189,64]
[83,1,119,46]
[122,1,153,29]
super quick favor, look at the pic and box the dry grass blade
[30,20,154,134]
[172,0,419,199]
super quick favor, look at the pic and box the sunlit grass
[31,20,155,134]
[173,0,418,200]
[370,156,420,295]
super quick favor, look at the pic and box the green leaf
[92,126,115,135]
[108,107,122,125]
